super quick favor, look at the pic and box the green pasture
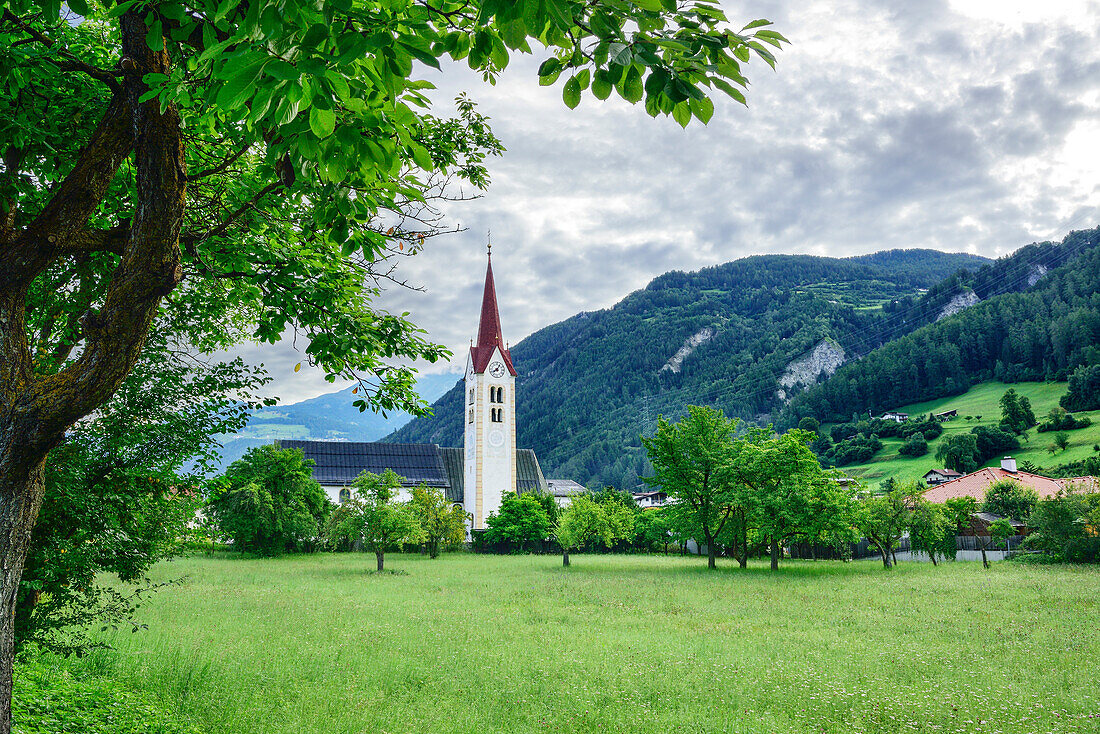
[27,553,1100,734]
[836,381,1100,485]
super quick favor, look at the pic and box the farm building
[922,468,963,485]
[633,490,669,508]
[546,479,587,507]
[922,456,1097,505]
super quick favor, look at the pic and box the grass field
[29,553,1100,734]
[835,381,1100,485]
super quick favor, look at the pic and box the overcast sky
[245,0,1100,404]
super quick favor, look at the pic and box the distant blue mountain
[211,372,460,472]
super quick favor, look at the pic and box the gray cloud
[233,0,1100,404]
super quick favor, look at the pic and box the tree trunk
[879,546,892,568]
[0,464,46,734]
[562,550,569,567]
[770,540,780,571]
[979,543,989,569]
[376,551,384,572]
[707,539,716,570]
[891,549,898,566]
[929,553,938,567]
[428,541,439,559]
[738,550,747,569]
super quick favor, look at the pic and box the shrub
[1060,364,1100,412]
[1024,488,1100,562]
[823,433,883,466]
[798,416,820,433]
[1037,407,1093,432]
[206,445,331,555]
[898,434,928,457]
[981,479,1039,522]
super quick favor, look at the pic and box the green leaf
[562,75,581,109]
[67,0,91,16]
[609,42,632,66]
[538,57,561,77]
[741,18,772,31]
[633,0,662,10]
[215,58,268,111]
[592,70,612,100]
[672,101,691,128]
[621,66,643,103]
[145,18,163,53]
[309,107,336,138]
[544,0,573,30]
[267,60,299,81]
[689,97,714,124]
[712,78,747,105]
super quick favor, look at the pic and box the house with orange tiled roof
[922,456,1098,505]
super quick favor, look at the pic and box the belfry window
[491,407,503,423]
[490,386,504,403]
[468,387,475,404]
[468,408,474,424]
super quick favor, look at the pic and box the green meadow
[26,553,1100,734]
[836,381,1100,485]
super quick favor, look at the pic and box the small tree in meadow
[207,445,331,556]
[1054,432,1071,452]
[643,406,740,570]
[555,495,634,566]
[944,495,994,568]
[857,483,920,569]
[908,500,953,566]
[409,485,468,559]
[327,470,423,572]
[484,493,552,552]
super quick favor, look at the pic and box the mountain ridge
[388,247,992,488]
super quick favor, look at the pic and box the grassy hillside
[32,554,1100,734]
[836,381,1100,485]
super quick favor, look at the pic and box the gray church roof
[438,447,465,504]
[276,440,450,488]
[276,440,545,505]
[516,449,549,495]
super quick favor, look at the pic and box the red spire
[476,254,504,349]
[470,248,516,375]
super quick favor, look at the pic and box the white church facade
[279,247,552,528]
[463,246,518,529]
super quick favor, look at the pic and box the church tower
[464,245,517,530]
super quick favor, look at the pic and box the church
[279,246,551,530]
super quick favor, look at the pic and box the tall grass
[44,553,1100,733]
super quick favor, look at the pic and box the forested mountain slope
[780,227,1100,427]
[390,249,989,488]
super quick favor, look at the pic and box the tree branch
[1,93,132,288]
[1,10,123,92]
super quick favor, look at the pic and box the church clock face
[488,429,505,447]
[488,361,506,378]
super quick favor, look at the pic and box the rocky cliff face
[660,326,716,373]
[1028,264,1048,287]
[776,339,846,401]
[936,290,980,321]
